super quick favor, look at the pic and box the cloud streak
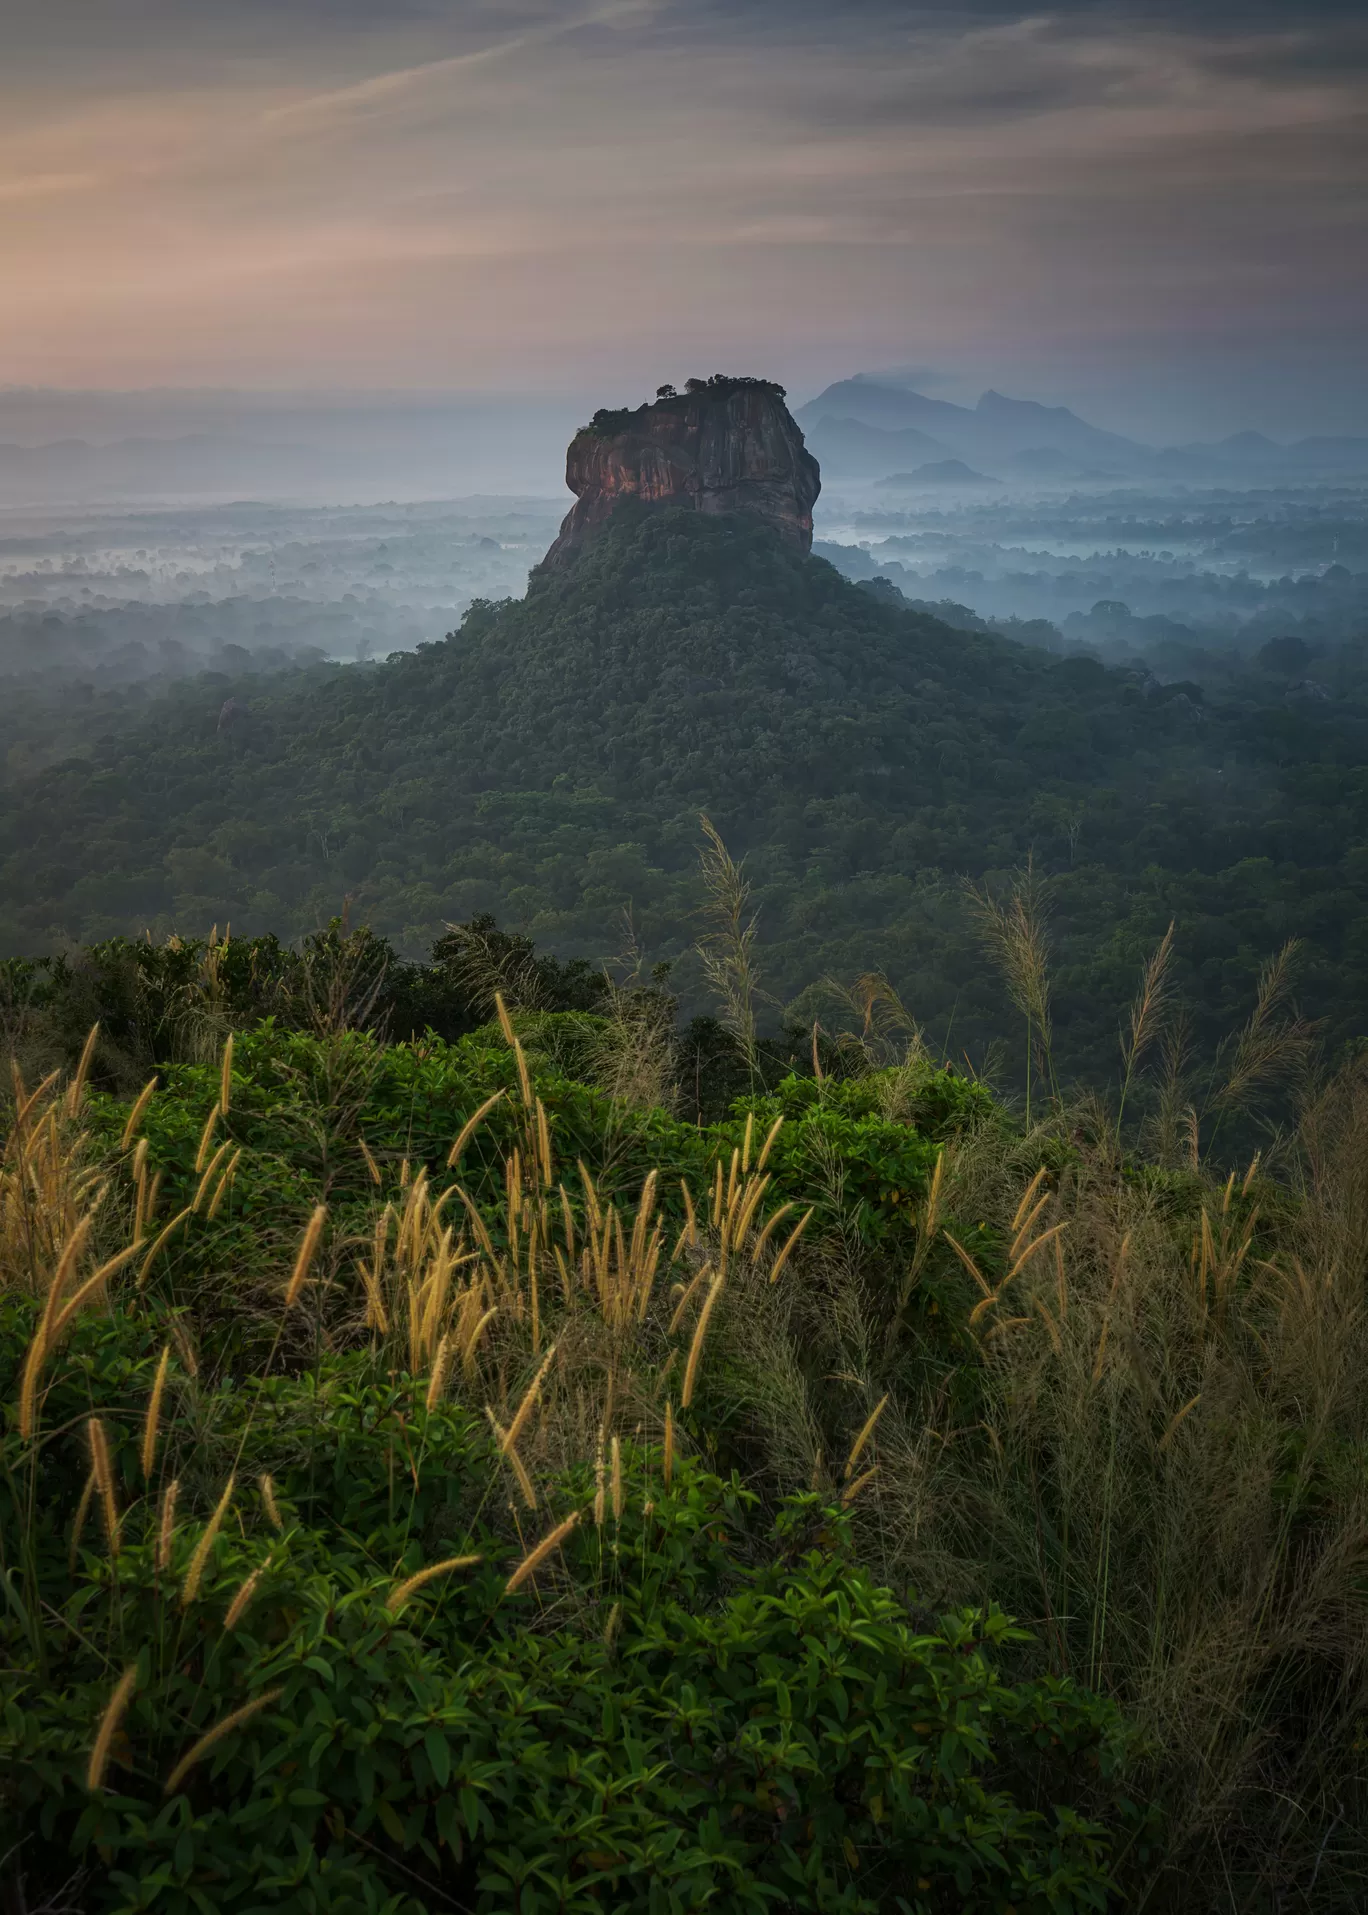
[0,0,1363,435]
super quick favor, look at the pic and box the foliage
[2,508,1367,1091]
[3,875,1368,1908]
[0,1035,1136,1914]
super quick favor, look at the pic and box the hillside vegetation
[3,507,1367,1087]
[2,922,1367,1912]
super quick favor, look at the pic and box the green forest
[4,505,1367,1092]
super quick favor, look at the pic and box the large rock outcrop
[540,376,820,568]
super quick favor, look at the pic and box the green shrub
[2,1308,1134,1915]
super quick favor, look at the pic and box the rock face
[540,376,820,568]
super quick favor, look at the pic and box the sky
[2,0,1366,440]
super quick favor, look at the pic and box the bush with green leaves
[1,1303,1138,1915]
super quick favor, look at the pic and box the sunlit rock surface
[540,376,821,567]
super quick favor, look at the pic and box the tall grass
[966,859,1056,1120]
[696,814,763,1081]
[4,933,1365,1911]
[723,1055,1368,1909]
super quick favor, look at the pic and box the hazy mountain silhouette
[798,378,1148,475]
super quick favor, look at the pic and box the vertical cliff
[540,375,821,568]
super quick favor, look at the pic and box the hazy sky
[2,0,1366,438]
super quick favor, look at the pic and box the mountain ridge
[798,375,1368,480]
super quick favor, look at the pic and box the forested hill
[3,502,1367,1083]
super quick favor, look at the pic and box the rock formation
[540,376,821,568]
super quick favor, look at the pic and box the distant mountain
[797,379,1150,477]
[972,391,1143,468]
[799,415,954,478]
[876,460,999,488]
[796,380,977,440]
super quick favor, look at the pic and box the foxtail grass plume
[765,1208,812,1284]
[193,1102,220,1176]
[16,1221,92,1437]
[1160,1393,1202,1452]
[259,1474,283,1531]
[387,1553,483,1614]
[157,1479,180,1570]
[505,1510,580,1595]
[141,1344,171,1478]
[87,1665,138,1791]
[182,1476,235,1605]
[487,1408,537,1507]
[501,1343,558,1454]
[494,993,534,1109]
[120,1076,158,1151]
[841,1465,878,1507]
[224,1560,270,1631]
[284,1206,328,1309]
[86,1417,120,1554]
[447,1089,506,1169]
[425,1333,455,1411]
[192,1140,232,1213]
[163,1691,282,1796]
[680,1274,723,1408]
[205,1149,240,1220]
[63,1023,100,1119]
[69,1469,97,1570]
[136,1206,192,1289]
[844,1395,888,1480]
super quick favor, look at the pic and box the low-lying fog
[814,477,1368,686]
[2,376,1365,788]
